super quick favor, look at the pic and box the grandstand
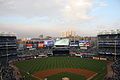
[0,32,17,80]
[0,35,17,57]
[97,33,120,58]
[0,32,117,80]
[111,59,120,80]
[97,30,120,80]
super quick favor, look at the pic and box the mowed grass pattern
[15,57,107,80]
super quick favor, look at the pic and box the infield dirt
[33,68,97,79]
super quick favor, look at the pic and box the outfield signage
[55,39,69,46]
[26,44,33,48]
[79,40,90,47]
[93,57,107,60]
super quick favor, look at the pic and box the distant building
[97,33,120,56]
[39,34,43,39]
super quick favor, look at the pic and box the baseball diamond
[15,57,107,80]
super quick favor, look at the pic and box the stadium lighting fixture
[111,30,116,34]
[98,29,120,35]
[116,29,120,34]
[6,42,8,66]
[0,32,16,36]
[114,37,117,61]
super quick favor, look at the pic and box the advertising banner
[38,42,44,48]
[26,44,32,48]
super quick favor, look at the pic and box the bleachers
[1,66,16,80]
[111,59,120,80]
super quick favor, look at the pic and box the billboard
[70,41,79,47]
[79,43,84,46]
[44,40,54,47]
[85,42,90,46]
[79,40,90,47]
[37,40,54,48]
[54,39,69,46]
[26,44,33,48]
[80,46,87,49]
[38,41,44,48]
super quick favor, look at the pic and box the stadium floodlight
[98,32,103,35]
[100,30,107,35]
[111,30,116,34]
[114,40,117,61]
[104,30,110,34]
[98,29,120,35]
[0,32,16,36]
[116,29,120,34]
[0,32,4,36]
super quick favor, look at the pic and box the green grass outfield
[15,57,107,80]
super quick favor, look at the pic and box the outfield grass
[15,57,107,80]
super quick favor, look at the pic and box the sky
[0,0,120,38]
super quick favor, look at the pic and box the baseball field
[15,57,107,80]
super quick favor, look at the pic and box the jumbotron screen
[54,39,69,46]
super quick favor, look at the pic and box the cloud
[0,0,109,37]
[61,0,94,21]
[98,1,108,7]
[0,0,60,17]
[0,0,107,20]
[0,23,65,38]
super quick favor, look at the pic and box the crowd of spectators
[104,58,120,80]
[14,49,52,61]
[111,59,120,80]
[0,47,108,80]
[1,65,16,80]
[0,56,18,80]
[18,49,52,56]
